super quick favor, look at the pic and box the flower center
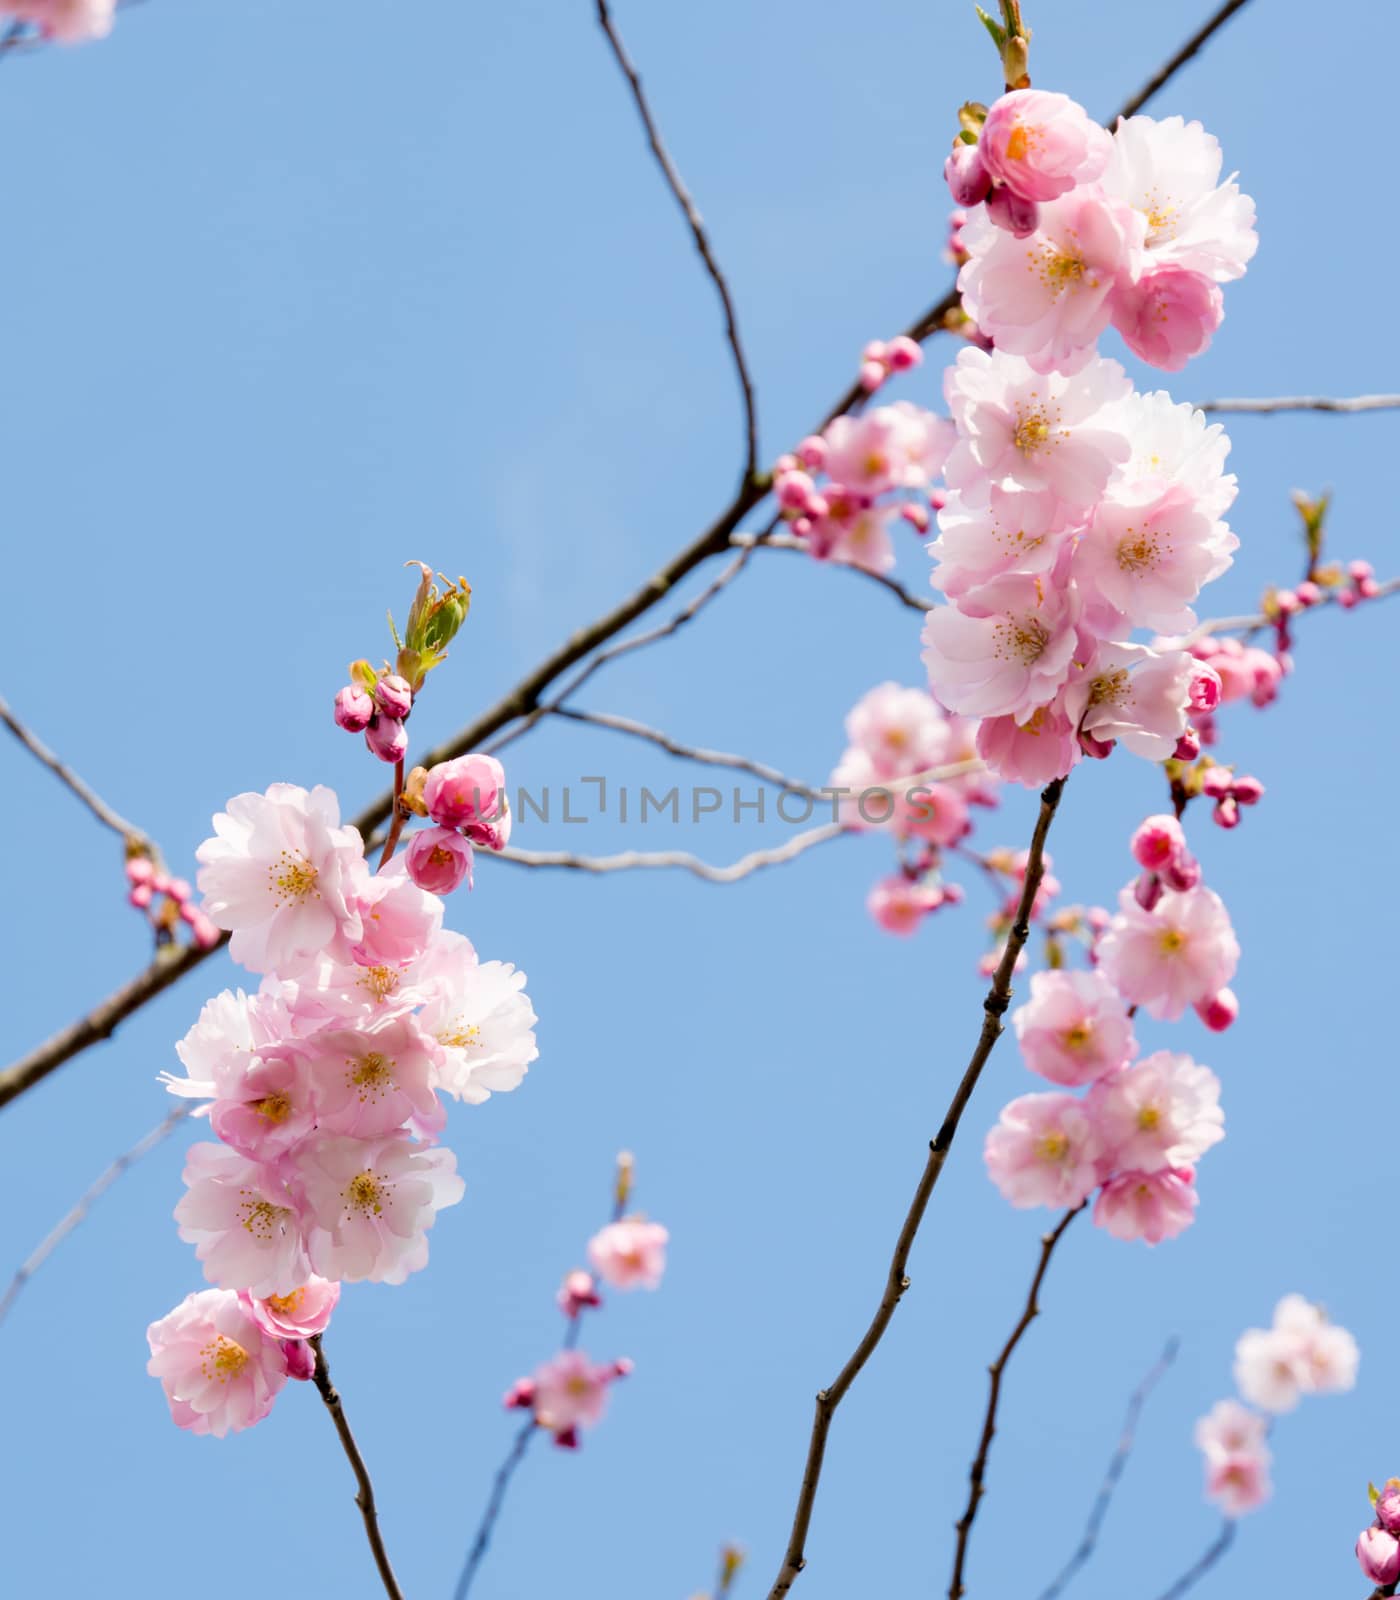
[1089,668,1131,707]
[268,850,319,906]
[1157,927,1187,956]
[1116,524,1170,573]
[1036,1131,1070,1163]
[1141,188,1179,246]
[438,1019,482,1052]
[1137,1105,1162,1131]
[251,1090,293,1124]
[345,1171,386,1216]
[1005,123,1034,162]
[357,965,400,1003]
[565,1375,593,1398]
[1013,408,1053,455]
[349,1051,395,1103]
[265,1288,305,1317]
[1061,1023,1093,1052]
[200,1334,249,1384]
[238,1193,292,1240]
[993,614,1051,667]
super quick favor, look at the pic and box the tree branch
[1152,1520,1236,1600]
[763,774,1067,1599]
[1033,1338,1180,1600]
[735,532,936,613]
[491,821,844,883]
[0,693,156,850]
[0,1104,190,1331]
[454,1418,538,1600]
[1114,0,1253,121]
[1199,393,1400,415]
[595,0,760,484]
[310,1335,404,1600]
[949,1205,1085,1600]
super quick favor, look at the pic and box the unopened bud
[944,140,991,207]
[365,715,408,764]
[1194,987,1239,1032]
[375,674,413,720]
[986,184,1039,238]
[334,685,374,733]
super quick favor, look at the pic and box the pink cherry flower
[207,1047,319,1161]
[296,1017,440,1140]
[1092,1166,1198,1244]
[295,1131,465,1285]
[823,403,954,497]
[1012,968,1136,1087]
[528,1350,630,1441]
[1205,1448,1273,1517]
[890,782,970,847]
[984,1092,1103,1210]
[804,499,900,575]
[1097,883,1239,1021]
[1110,265,1223,371]
[957,194,1139,376]
[1358,1528,1400,1587]
[159,986,297,1105]
[1194,1398,1269,1462]
[1100,114,1257,284]
[349,859,443,968]
[422,754,512,849]
[867,876,945,935]
[195,784,370,977]
[1061,643,1212,762]
[405,826,475,894]
[928,485,1072,600]
[943,347,1132,507]
[147,1288,289,1437]
[840,682,956,781]
[174,1142,311,1298]
[1075,484,1236,633]
[922,572,1080,722]
[975,702,1079,787]
[2,0,116,42]
[413,932,539,1104]
[1111,389,1237,522]
[978,89,1112,203]
[1090,1050,1224,1174]
[240,1277,341,1341]
[587,1218,669,1291]
[556,1270,602,1318]
[1235,1296,1359,1411]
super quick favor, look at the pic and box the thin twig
[1151,1519,1236,1600]
[491,822,844,883]
[1199,394,1400,415]
[1114,0,1253,120]
[1033,1337,1181,1600]
[949,1206,1085,1599]
[764,775,1067,1599]
[378,758,406,869]
[0,693,155,848]
[454,1418,538,1600]
[1189,574,1400,640]
[546,706,826,800]
[595,0,759,484]
[735,532,935,613]
[310,1336,404,1600]
[0,1104,190,1331]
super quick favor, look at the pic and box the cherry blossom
[1097,883,1240,1021]
[978,89,1112,203]
[1089,1050,1224,1173]
[240,1277,341,1342]
[412,932,539,1104]
[147,1288,290,1438]
[297,1018,440,1140]
[984,1092,1103,1210]
[1012,968,1136,1087]
[1062,641,1211,761]
[975,702,1079,787]
[175,1141,311,1297]
[1092,1166,1198,1244]
[423,753,512,850]
[587,1218,669,1291]
[405,826,475,894]
[518,1350,632,1447]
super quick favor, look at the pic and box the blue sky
[1,1,1396,1596]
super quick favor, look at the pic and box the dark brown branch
[1114,0,1253,121]
[0,693,155,849]
[0,1104,190,1330]
[1033,1338,1181,1600]
[763,775,1067,1599]
[949,1206,1085,1600]
[310,1336,404,1600]
[1152,1519,1236,1600]
[595,0,760,484]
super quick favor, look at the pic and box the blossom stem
[764,775,1067,1599]
[948,1205,1084,1599]
[1151,1519,1236,1600]
[453,1419,539,1600]
[378,759,407,870]
[309,1335,404,1600]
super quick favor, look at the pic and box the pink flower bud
[796,435,827,470]
[861,340,888,363]
[334,685,374,733]
[1295,581,1321,606]
[1078,729,1115,759]
[791,516,813,539]
[942,882,965,906]
[1199,767,1233,798]
[1231,775,1264,806]
[929,488,948,512]
[1161,851,1201,892]
[774,452,797,474]
[1274,588,1300,616]
[1174,726,1201,761]
[556,1270,602,1318]
[423,753,511,848]
[1131,814,1185,872]
[125,857,156,885]
[611,1357,634,1378]
[1359,576,1381,599]
[986,184,1039,238]
[776,470,817,511]
[885,335,922,371]
[1194,987,1239,1032]
[944,140,992,206]
[1377,1486,1400,1538]
[900,503,931,533]
[1213,797,1241,829]
[280,1339,316,1382]
[552,1425,581,1450]
[1337,587,1359,610]
[1349,559,1375,582]
[1357,1527,1400,1587]
[189,912,223,950]
[151,872,171,895]
[128,883,154,909]
[375,674,413,720]
[167,877,192,903]
[503,1378,537,1411]
[404,826,475,894]
[1188,666,1221,714]
[858,360,886,392]
[365,715,408,764]
[1133,871,1164,912]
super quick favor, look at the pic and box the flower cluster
[948,92,1256,373]
[856,334,924,395]
[773,403,954,575]
[334,666,416,765]
[146,780,537,1436]
[126,852,221,951]
[1195,1295,1357,1517]
[826,681,997,934]
[503,1159,667,1450]
[1358,1482,1400,1590]
[984,815,1239,1242]
[0,0,114,43]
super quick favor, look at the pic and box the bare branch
[310,1336,404,1600]
[0,693,155,850]
[1114,0,1253,121]
[491,822,843,884]
[764,775,1067,1599]
[1191,574,1400,640]
[1033,1338,1181,1600]
[546,706,826,800]
[454,1419,538,1600]
[1200,394,1400,415]
[0,1104,190,1331]
[949,1206,1085,1599]
[595,0,760,484]
[1151,1520,1237,1600]
[734,532,935,614]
